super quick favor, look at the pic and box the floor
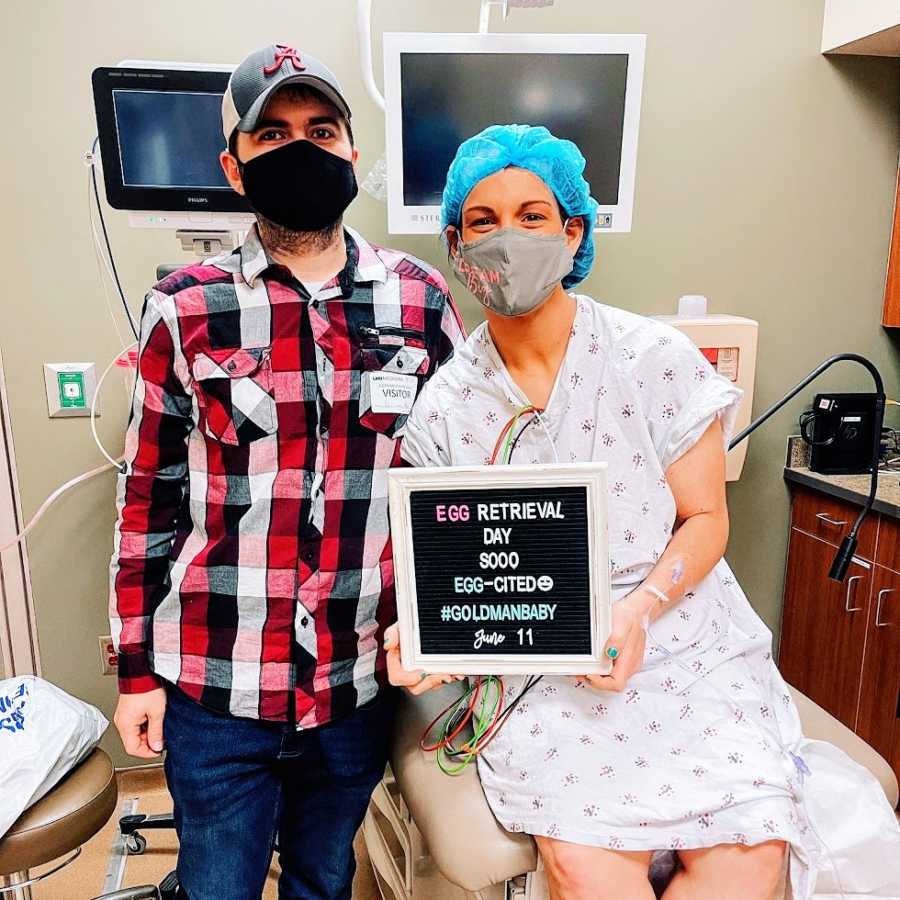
[33,765,382,899]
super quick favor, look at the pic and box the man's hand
[384,623,462,695]
[577,595,648,693]
[114,688,167,758]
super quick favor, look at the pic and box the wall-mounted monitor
[92,62,255,230]
[384,32,646,235]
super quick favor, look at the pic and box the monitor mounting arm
[175,230,236,259]
[356,0,557,111]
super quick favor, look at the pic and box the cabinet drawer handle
[845,575,863,613]
[816,512,847,528]
[875,589,895,627]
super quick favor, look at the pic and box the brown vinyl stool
[0,749,117,899]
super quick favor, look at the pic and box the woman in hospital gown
[388,125,900,899]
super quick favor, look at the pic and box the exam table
[364,685,899,900]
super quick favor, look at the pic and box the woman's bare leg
[535,836,654,900]
[663,841,787,900]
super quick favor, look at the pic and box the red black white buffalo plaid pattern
[110,225,464,727]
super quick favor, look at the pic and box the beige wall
[1,0,898,767]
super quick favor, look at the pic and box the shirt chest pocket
[191,347,277,445]
[357,340,430,437]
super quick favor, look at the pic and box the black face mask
[238,139,358,232]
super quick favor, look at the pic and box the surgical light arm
[728,353,886,582]
[357,0,384,111]
[355,0,557,111]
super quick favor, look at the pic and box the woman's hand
[383,623,463,695]
[577,594,648,693]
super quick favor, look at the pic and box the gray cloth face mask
[450,227,575,317]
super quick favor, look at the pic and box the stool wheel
[126,833,148,855]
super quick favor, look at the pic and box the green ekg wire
[500,406,534,465]
[431,405,540,774]
[435,677,503,776]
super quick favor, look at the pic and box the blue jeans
[163,684,396,900]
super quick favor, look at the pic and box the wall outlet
[99,635,117,675]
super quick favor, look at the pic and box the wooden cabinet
[822,0,900,56]
[879,515,900,565]
[780,485,900,782]
[856,566,900,762]
[779,528,872,729]
[788,487,878,560]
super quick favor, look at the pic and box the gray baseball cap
[222,44,352,144]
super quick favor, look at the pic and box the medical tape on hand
[644,585,671,604]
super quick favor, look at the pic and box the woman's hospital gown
[400,296,900,899]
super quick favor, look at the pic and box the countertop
[783,465,900,521]
[781,434,900,519]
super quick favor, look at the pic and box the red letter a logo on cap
[264,45,305,76]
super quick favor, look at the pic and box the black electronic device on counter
[806,392,879,475]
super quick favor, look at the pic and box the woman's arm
[632,417,729,622]
[586,418,729,692]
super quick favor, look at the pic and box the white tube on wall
[357,0,385,111]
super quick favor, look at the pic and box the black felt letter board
[409,485,592,656]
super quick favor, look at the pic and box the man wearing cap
[109,43,463,899]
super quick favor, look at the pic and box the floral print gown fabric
[401,296,900,899]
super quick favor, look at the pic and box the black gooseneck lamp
[727,353,886,583]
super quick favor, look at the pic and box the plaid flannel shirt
[110,225,464,727]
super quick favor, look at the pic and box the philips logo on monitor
[92,66,254,226]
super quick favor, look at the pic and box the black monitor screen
[113,90,230,190]
[400,53,628,208]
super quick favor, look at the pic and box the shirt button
[300,616,309,627]
[396,359,404,369]
[227,361,237,372]
[303,549,315,562]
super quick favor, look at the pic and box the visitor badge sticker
[387,463,612,675]
[363,371,418,414]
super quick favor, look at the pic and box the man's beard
[255,213,343,256]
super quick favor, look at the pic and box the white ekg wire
[85,137,139,344]
[533,408,560,464]
[88,167,128,353]
[0,461,121,555]
[91,344,138,471]
[87,145,140,405]
[0,342,135,554]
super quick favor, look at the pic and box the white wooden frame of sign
[388,462,612,676]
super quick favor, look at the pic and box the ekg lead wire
[0,341,135,554]
[87,138,139,339]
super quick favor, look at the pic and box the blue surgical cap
[441,124,599,289]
